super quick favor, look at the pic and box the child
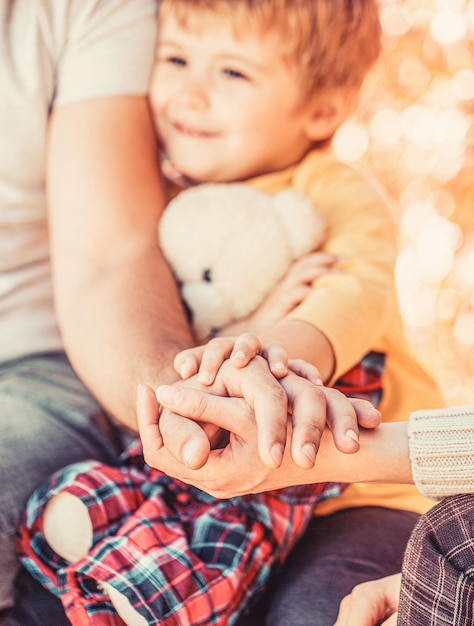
[17,1,446,625]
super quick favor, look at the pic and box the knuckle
[207,337,225,349]
[270,384,287,406]
[189,391,208,417]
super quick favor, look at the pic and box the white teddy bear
[159,183,326,342]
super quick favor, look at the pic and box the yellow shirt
[250,150,445,515]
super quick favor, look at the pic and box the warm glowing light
[398,57,431,90]
[369,108,402,146]
[334,0,474,404]
[452,68,474,100]
[430,9,468,45]
[332,122,370,163]
[380,5,412,37]
[454,312,474,345]
[414,216,461,282]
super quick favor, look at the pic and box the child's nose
[177,82,210,110]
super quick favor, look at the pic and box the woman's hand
[174,334,292,384]
[334,573,402,626]
[174,333,323,389]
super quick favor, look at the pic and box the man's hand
[334,573,402,626]
[139,356,290,470]
[137,363,381,496]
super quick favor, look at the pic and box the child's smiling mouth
[173,121,218,138]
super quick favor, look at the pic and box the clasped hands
[137,334,381,498]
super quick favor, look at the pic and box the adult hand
[174,334,292,385]
[139,355,290,471]
[137,368,380,497]
[334,573,402,626]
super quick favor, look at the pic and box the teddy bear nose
[202,268,212,282]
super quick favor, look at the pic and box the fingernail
[183,440,199,466]
[198,371,213,385]
[179,363,194,379]
[233,351,246,362]
[274,361,286,373]
[270,443,284,467]
[137,383,146,399]
[136,384,147,409]
[156,385,182,408]
[301,443,317,465]
[346,429,359,442]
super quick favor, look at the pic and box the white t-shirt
[0,0,157,363]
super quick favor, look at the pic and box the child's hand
[174,334,292,385]
[227,252,343,335]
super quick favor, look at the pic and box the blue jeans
[0,352,127,617]
[236,506,420,626]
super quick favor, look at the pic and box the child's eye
[222,67,247,80]
[167,55,187,67]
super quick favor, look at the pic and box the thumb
[156,385,251,436]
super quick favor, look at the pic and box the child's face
[150,11,315,183]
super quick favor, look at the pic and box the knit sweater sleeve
[408,405,474,500]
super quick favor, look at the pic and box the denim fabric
[261,506,419,626]
[0,352,125,609]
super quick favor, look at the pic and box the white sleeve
[54,0,157,106]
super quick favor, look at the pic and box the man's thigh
[0,351,125,518]
[260,506,419,626]
[0,352,127,612]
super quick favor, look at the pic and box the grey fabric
[237,506,419,626]
[0,352,127,610]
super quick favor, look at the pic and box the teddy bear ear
[271,189,326,258]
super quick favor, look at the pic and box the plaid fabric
[17,350,385,626]
[398,494,474,626]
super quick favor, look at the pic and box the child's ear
[303,91,357,142]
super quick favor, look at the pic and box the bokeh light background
[332,0,474,406]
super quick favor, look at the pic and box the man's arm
[47,95,194,430]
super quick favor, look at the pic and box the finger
[383,613,398,625]
[200,357,290,469]
[261,341,288,378]
[230,333,262,368]
[156,384,252,437]
[154,385,213,469]
[198,337,235,385]
[288,359,323,385]
[334,575,401,626]
[280,374,327,468]
[237,361,289,468]
[323,387,361,453]
[334,593,378,626]
[136,383,163,452]
[290,251,339,270]
[348,398,381,429]
[284,252,340,281]
[174,348,202,379]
